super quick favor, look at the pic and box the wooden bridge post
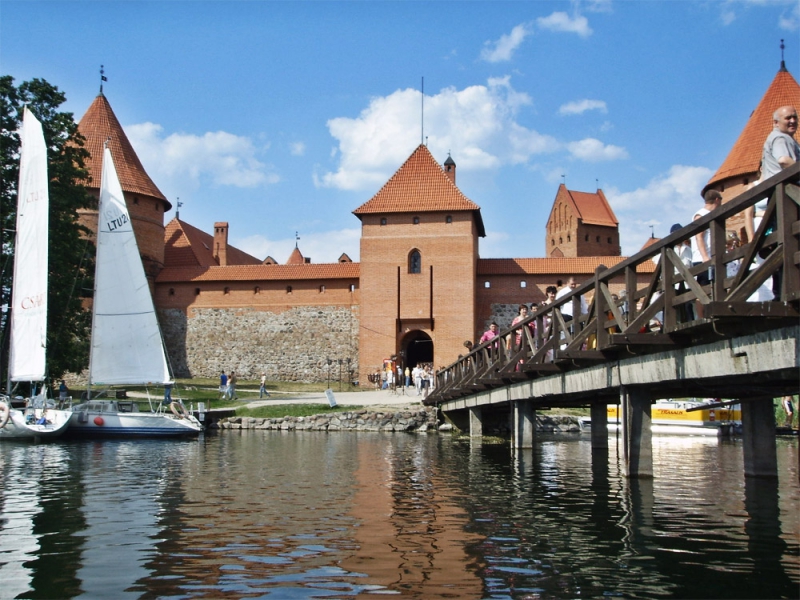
[512,401,535,449]
[590,402,608,449]
[621,386,653,478]
[742,397,778,478]
[468,406,483,437]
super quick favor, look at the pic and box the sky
[2,0,799,263]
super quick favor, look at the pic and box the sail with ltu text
[9,108,49,382]
[88,146,171,386]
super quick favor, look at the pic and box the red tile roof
[353,145,486,236]
[77,94,170,209]
[477,256,655,275]
[164,218,261,268]
[550,184,618,227]
[156,262,359,283]
[704,65,800,193]
[639,236,660,252]
[286,246,305,265]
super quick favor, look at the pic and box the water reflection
[0,433,796,598]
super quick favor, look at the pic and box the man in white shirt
[555,277,587,323]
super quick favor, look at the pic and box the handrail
[430,163,800,403]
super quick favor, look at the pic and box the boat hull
[65,401,202,438]
[579,401,742,436]
[0,406,72,440]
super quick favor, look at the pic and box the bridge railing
[431,163,800,403]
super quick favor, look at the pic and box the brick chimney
[213,222,229,266]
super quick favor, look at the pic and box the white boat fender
[0,402,10,428]
[170,402,188,419]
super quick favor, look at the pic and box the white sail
[9,108,49,382]
[89,147,171,385]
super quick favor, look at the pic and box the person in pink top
[479,322,499,346]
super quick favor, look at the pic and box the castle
[74,61,799,385]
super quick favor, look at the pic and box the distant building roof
[551,184,618,228]
[639,236,660,252]
[77,93,170,209]
[156,262,359,283]
[164,218,261,268]
[353,144,486,236]
[704,64,800,194]
[286,246,305,265]
[477,256,656,276]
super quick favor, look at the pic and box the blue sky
[3,0,798,263]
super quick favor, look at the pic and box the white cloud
[126,122,279,195]
[779,2,799,30]
[567,138,628,161]
[480,22,533,63]
[317,78,563,191]
[536,11,593,37]
[605,164,713,255]
[290,141,306,156]
[236,227,362,263]
[558,99,608,116]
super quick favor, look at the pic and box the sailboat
[66,144,201,437]
[0,107,72,440]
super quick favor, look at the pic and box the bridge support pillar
[590,402,608,449]
[621,386,652,478]
[742,398,777,478]
[468,407,483,437]
[512,401,535,449]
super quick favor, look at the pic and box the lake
[0,431,797,599]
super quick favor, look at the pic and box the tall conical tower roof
[703,64,800,195]
[353,144,485,236]
[77,93,171,209]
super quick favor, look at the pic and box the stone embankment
[212,408,583,434]
[214,407,439,432]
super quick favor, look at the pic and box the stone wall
[215,407,438,432]
[159,305,359,382]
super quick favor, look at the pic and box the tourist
[692,189,722,287]
[226,371,237,400]
[463,340,474,352]
[782,395,795,429]
[542,285,558,306]
[509,304,535,352]
[555,277,587,323]
[59,380,69,401]
[725,232,741,278]
[164,382,172,403]
[479,322,500,346]
[404,366,411,388]
[219,371,228,399]
[413,365,423,395]
[260,372,270,398]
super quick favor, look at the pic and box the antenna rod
[421,76,424,145]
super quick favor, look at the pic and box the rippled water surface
[0,432,797,599]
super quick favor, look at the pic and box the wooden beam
[704,301,800,318]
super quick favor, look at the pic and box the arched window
[585,234,589,241]
[168,288,175,296]
[349,284,356,292]
[520,281,527,288]
[445,215,453,224]
[567,235,571,242]
[596,236,600,242]
[223,287,230,295]
[409,250,421,274]
[484,281,491,288]
[286,285,292,294]
[413,216,420,225]
[607,237,612,244]
[194,288,200,296]
[380,217,387,226]
[319,285,326,293]
[254,286,260,294]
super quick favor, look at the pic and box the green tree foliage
[1,76,94,383]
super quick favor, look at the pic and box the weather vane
[176,198,183,219]
[295,231,300,248]
[649,225,654,238]
[100,65,107,94]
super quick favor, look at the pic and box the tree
[1,76,95,385]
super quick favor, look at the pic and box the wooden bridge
[426,163,800,478]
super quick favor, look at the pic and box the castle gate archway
[401,331,433,369]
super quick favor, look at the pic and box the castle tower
[544,184,619,257]
[702,59,800,237]
[353,145,485,382]
[76,92,171,282]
